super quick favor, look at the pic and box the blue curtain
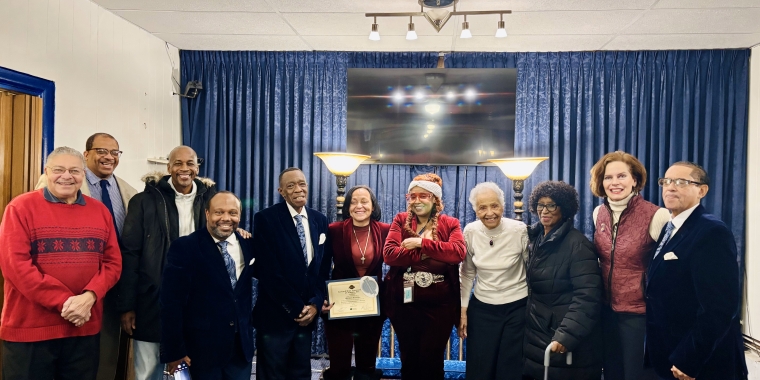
[446,51,749,253]
[181,49,749,357]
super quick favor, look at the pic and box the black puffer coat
[523,218,603,380]
[116,173,217,342]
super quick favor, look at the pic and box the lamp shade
[488,157,548,180]
[314,152,371,176]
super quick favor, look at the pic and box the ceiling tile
[602,33,760,50]
[458,0,656,11]
[302,35,454,52]
[157,34,311,51]
[453,35,612,52]
[283,12,457,36]
[623,8,760,34]
[114,11,295,35]
[93,0,274,12]
[273,0,428,13]
[654,0,760,9]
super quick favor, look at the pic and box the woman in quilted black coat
[522,181,603,380]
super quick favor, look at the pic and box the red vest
[594,195,660,314]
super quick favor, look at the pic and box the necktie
[294,215,308,265]
[217,241,237,289]
[653,221,675,259]
[99,180,120,237]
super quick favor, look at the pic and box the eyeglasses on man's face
[657,178,704,188]
[90,148,123,157]
[406,192,433,202]
[536,203,558,212]
[47,166,84,176]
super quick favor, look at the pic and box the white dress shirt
[286,202,313,265]
[213,232,244,279]
[169,180,197,237]
[460,218,529,307]
[668,203,700,239]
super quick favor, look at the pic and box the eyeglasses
[90,148,123,157]
[406,193,433,202]
[536,203,558,212]
[47,166,84,176]
[657,178,704,188]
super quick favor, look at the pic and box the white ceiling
[92,0,760,52]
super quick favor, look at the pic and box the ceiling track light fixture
[407,16,417,40]
[366,0,510,39]
[460,15,471,39]
[369,16,380,41]
[495,14,507,38]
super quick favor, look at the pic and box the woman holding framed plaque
[321,185,390,380]
[383,173,467,380]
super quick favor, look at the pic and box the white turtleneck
[592,193,670,240]
[460,217,528,307]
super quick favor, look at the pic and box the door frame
[0,66,55,169]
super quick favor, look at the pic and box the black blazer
[159,229,255,370]
[645,205,747,379]
[251,202,330,332]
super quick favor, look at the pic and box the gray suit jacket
[35,173,138,209]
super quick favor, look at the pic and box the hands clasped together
[61,291,96,327]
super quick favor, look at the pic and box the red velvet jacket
[383,212,466,317]
[328,219,391,283]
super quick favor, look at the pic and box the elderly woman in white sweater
[459,182,529,380]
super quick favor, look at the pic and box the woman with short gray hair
[459,182,528,380]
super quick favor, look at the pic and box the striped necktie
[653,221,675,259]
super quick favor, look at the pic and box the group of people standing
[0,134,747,380]
[321,152,747,380]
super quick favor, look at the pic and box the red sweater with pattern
[0,189,122,342]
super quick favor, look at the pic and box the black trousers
[466,296,527,380]
[255,325,313,380]
[2,334,100,380]
[190,334,252,380]
[601,305,657,380]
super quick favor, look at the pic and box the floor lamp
[314,152,371,221]
[488,157,548,222]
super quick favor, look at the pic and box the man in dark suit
[252,167,330,380]
[645,162,747,380]
[160,191,255,380]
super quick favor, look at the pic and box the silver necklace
[481,225,505,247]
[352,225,371,264]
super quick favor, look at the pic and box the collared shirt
[212,232,244,279]
[169,180,198,237]
[669,203,700,239]
[43,187,86,206]
[85,168,126,234]
[286,202,313,265]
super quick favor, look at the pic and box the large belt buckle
[414,272,434,288]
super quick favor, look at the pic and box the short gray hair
[47,146,85,167]
[468,182,505,212]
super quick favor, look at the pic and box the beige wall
[0,0,181,188]
[746,45,760,342]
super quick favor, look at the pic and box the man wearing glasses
[644,162,747,380]
[35,133,137,380]
[0,146,122,379]
[252,167,330,379]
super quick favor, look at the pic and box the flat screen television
[347,68,517,165]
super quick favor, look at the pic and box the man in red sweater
[0,146,122,380]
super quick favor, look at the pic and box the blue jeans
[133,340,164,380]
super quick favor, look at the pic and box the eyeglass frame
[657,178,705,188]
[405,192,434,202]
[89,148,123,157]
[46,166,85,176]
[536,203,558,212]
